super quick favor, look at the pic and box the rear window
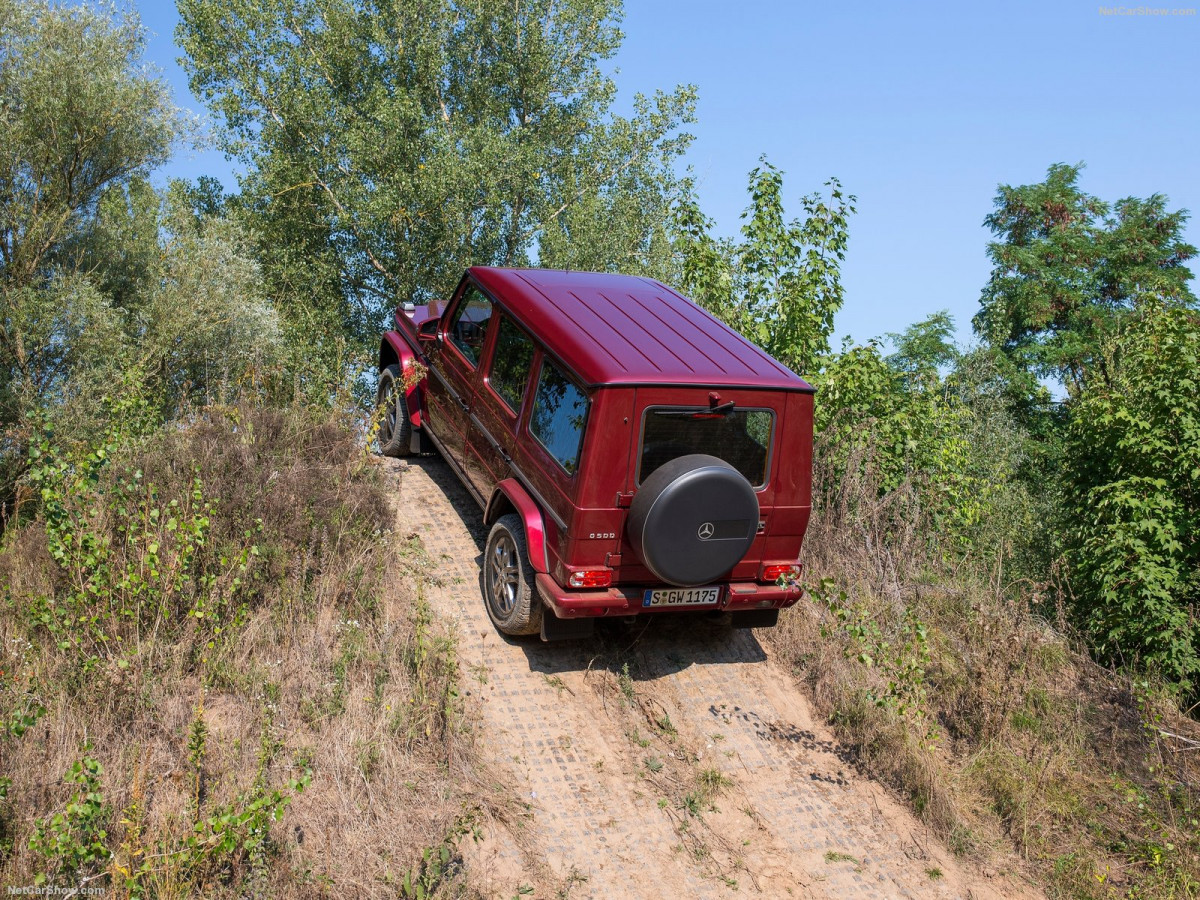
[530,360,588,475]
[639,407,773,488]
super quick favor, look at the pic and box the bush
[0,405,437,896]
[813,341,989,549]
[1065,304,1200,691]
[766,429,1200,898]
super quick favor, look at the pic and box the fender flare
[487,478,549,573]
[380,331,424,429]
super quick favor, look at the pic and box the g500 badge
[589,532,616,540]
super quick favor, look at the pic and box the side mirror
[417,318,439,342]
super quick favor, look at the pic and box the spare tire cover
[627,454,759,587]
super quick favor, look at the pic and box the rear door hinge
[615,491,635,508]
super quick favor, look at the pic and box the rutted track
[386,456,1032,899]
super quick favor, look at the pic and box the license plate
[642,586,722,608]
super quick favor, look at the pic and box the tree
[814,340,984,540]
[176,0,696,343]
[0,0,182,511]
[1065,304,1200,690]
[974,162,1196,397]
[674,159,855,377]
[886,310,958,386]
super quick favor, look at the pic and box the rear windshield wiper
[657,401,736,418]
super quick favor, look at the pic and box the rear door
[617,387,783,582]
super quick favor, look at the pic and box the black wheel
[376,364,412,457]
[483,514,543,636]
[627,454,759,587]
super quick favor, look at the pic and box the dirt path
[386,457,1038,899]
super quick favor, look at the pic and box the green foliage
[24,406,261,672]
[400,811,480,900]
[0,669,44,809]
[975,162,1196,396]
[1065,305,1200,690]
[28,753,111,887]
[0,0,181,507]
[810,578,932,731]
[0,1,283,516]
[886,310,958,384]
[109,733,310,895]
[674,160,855,377]
[137,197,282,407]
[0,0,179,291]
[943,347,1057,578]
[813,339,989,541]
[177,0,696,342]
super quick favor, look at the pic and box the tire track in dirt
[386,456,1037,900]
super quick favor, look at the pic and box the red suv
[377,268,813,640]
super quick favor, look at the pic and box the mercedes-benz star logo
[697,522,715,540]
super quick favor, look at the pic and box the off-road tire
[483,514,543,636]
[376,364,412,457]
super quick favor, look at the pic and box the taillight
[568,570,612,589]
[760,563,801,583]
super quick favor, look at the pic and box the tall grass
[0,404,510,897]
[765,435,1200,898]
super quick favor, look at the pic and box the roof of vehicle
[467,267,814,392]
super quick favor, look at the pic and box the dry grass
[763,439,1200,898]
[0,404,542,898]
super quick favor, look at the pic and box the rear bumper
[536,573,802,620]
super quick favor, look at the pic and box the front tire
[376,364,412,457]
[483,514,543,636]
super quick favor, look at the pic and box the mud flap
[730,609,779,629]
[540,608,595,642]
[409,428,437,455]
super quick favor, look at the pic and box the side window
[447,286,493,367]
[530,359,588,476]
[488,316,536,413]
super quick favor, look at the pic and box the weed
[655,712,678,738]
[824,850,857,864]
[618,662,636,704]
[28,752,111,887]
[697,768,733,800]
[401,810,480,899]
[556,866,588,898]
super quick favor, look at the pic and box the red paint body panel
[488,479,548,573]
[380,330,424,429]
[468,268,814,392]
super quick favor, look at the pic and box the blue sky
[138,0,1199,350]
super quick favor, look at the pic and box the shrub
[1065,304,1200,691]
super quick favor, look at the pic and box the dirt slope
[386,457,1040,900]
